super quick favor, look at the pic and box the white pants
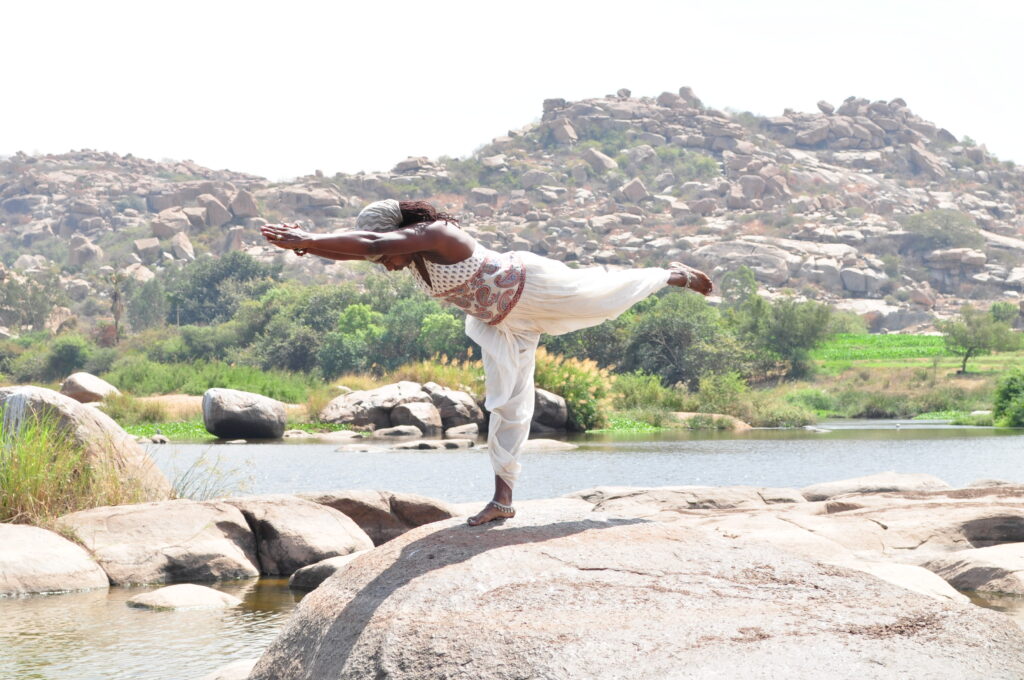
[466,253,671,488]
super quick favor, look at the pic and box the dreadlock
[398,201,460,229]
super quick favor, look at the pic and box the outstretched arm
[261,224,437,257]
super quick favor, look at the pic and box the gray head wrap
[356,199,403,232]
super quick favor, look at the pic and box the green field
[810,334,948,361]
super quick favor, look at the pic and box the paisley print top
[411,247,526,325]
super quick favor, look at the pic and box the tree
[126,278,167,332]
[990,301,1020,325]
[622,293,746,388]
[317,304,386,377]
[718,266,758,309]
[937,304,1020,373]
[419,311,469,358]
[164,252,280,326]
[726,294,834,379]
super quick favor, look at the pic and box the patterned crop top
[410,246,526,325]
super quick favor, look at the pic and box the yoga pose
[261,200,712,526]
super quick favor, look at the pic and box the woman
[261,200,712,526]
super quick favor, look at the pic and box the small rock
[444,423,479,439]
[127,583,241,610]
[199,658,258,680]
[371,425,423,439]
[288,551,371,590]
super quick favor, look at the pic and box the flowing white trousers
[465,252,671,488]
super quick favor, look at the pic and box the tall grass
[0,408,149,526]
[101,356,319,403]
[384,355,485,400]
[101,393,169,425]
[167,448,252,501]
[612,371,689,411]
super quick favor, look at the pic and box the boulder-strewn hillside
[2,86,1023,336]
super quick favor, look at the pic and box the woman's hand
[261,223,313,251]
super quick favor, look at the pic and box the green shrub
[785,388,837,414]
[45,334,94,381]
[749,396,816,427]
[994,368,1024,427]
[900,209,983,251]
[696,372,748,415]
[612,371,688,410]
[534,348,613,431]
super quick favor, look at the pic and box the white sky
[2,0,1021,182]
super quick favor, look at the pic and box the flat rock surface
[249,509,1024,680]
[801,471,951,501]
[0,524,109,596]
[570,485,805,516]
[58,499,259,585]
[224,495,373,575]
[126,583,241,610]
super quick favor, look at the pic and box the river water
[3,421,1023,679]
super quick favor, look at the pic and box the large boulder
[389,401,442,436]
[0,386,171,499]
[223,495,373,575]
[532,388,568,431]
[57,499,260,585]
[248,512,1024,680]
[59,372,121,403]
[319,382,431,429]
[229,189,260,218]
[801,472,951,501]
[300,490,459,545]
[202,388,286,439]
[127,583,242,610]
[422,382,484,429]
[0,524,109,596]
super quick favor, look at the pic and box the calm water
[3,422,1024,679]
[150,420,1024,503]
[0,579,301,680]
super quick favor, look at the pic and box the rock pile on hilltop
[2,86,1023,336]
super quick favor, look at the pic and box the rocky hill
[2,86,1023,336]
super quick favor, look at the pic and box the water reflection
[0,579,303,680]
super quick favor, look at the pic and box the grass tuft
[0,408,151,526]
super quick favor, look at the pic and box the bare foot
[467,501,515,526]
[668,262,713,296]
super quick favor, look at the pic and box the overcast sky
[3,1,1021,182]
